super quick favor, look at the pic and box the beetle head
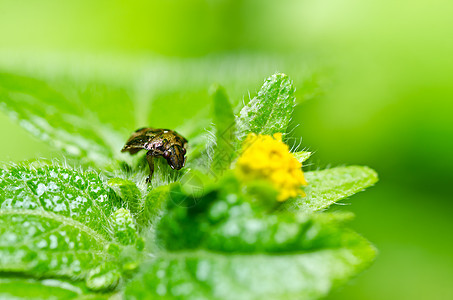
[163,145,186,170]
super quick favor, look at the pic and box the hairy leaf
[125,178,376,299]
[126,232,375,300]
[109,208,139,246]
[210,84,236,175]
[0,210,121,290]
[281,166,378,213]
[236,73,296,144]
[108,178,142,215]
[293,151,312,163]
[0,278,114,300]
[0,164,123,239]
[136,185,170,229]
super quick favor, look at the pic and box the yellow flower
[236,133,307,201]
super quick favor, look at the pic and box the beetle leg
[145,150,155,183]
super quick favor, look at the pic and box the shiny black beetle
[121,128,188,182]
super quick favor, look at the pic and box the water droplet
[86,265,120,292]
[49,235,58,249]
[36,183,46,196]
[36,239,48,249]
[196,260,211,281]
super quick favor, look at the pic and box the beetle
[121,127,188,182]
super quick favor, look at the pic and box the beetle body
[122,128,188,182]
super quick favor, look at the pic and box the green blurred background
[0,1,452,299]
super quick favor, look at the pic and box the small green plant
[0,70,377,299]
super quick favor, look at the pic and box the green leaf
[125,177,376,299]
[136,169,214,230]
[109,208,139,246]
[293,151,312,163]
[0,164,123,239]
[236,73,296,144]
[0,210,121,291]
[210,84,236,175]
[0,72,134,166]
[0,164,141,294]
[85,262,121,292]
[281,166,378,213]
[0,278,114,300]
[136,185,170,229]
[127,232,375,300]
[108,178,142,215]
